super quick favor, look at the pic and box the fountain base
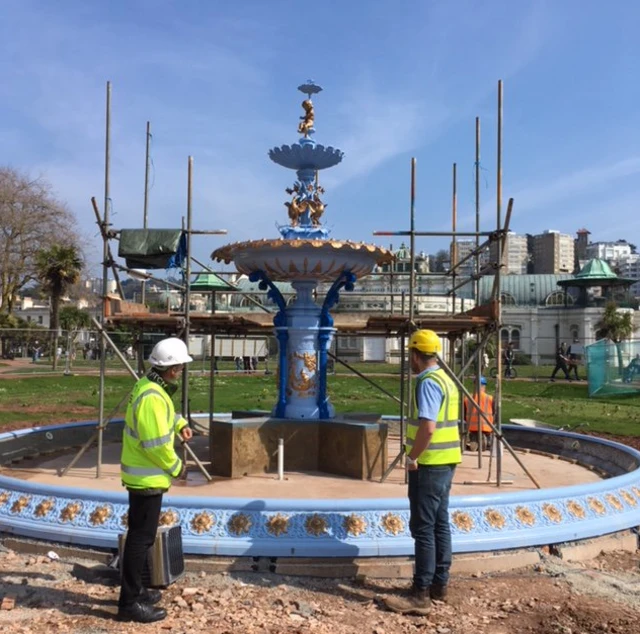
[209,415,388,480]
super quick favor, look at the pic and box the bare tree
[0,167,79,314]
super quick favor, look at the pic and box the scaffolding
[74,79,535,490]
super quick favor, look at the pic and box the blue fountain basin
[269,143,344,170]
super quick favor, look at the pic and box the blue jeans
[408,464,455,589]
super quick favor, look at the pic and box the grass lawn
[1,371,640,436]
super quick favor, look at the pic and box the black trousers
[551,361,570,379]
[118,491,163,608]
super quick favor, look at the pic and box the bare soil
[1,547,639,634]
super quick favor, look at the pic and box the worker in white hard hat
[117,337,193,624]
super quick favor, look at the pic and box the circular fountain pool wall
[1,421,639,557]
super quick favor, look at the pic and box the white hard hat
[148,338,193,367]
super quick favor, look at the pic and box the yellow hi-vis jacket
[406,368,462,466]
[121,376,187,490]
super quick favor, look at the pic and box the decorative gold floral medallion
[343,514,367,537]
[120,512,128,527]
[620,490,637,507]
[381,513,404,535]
[228,513,252,536]
[566,501,585,519]
[605,494,623,511]
[89,505,112,526]
[515,506,536,526]
[266,514,289,537]
[542,504,562,523]
[485,509,506,530]
[0,492,10,507]
[305,514,328,536]
[60,502,82,522]
[587,497,606,515]
[159,510,179,526]
[452,511,474,532]
[11,496,30,514]
[35,499,55,518]
[191,512,215,534]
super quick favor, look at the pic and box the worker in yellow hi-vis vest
[384,330,461,617]
[118,338,193,624]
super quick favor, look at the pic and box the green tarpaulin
[118,229,187,269]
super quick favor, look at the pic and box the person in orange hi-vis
[463,376,494,451]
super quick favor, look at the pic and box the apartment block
[532,230,575,274]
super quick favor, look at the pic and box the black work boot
[430,583,448,602]
[383,586,431,615]
[140,588,162,605]
[117,602,167,623]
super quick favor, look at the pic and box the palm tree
[595,301,637,375]
[35,245,83,370]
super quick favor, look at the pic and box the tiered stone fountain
[211,81,393,478]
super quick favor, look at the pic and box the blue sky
[2,0,639,276]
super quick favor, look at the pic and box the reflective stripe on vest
[406,368,462,466]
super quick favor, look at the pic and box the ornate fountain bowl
[212,238,393,282]
[268,143,344,171]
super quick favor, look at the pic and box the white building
[586,240,634,264]
[618,254,640,297]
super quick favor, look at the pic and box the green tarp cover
[118,229,187,269]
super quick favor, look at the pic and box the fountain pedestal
[209,415,388,480]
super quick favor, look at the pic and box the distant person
[566,338,582,381]
[234,357,243,372]
[243,356,251,373]
[251,356,258,372]
[118,338,193,623]
[482,351,490,373]
[624,354,640,383]
[503,343,515,378]
[463,376,494,451]
[550,342,571,382]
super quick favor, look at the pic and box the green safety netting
[118,229,187,269]
[585,339,640,397]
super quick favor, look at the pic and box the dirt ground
[1,546,640,634]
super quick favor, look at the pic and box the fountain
[209,82,394,480]
[213,80,392,421]
[1,82,639,561]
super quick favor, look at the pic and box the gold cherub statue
[297,99,314,136]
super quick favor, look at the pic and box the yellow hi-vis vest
[406,368,462,466]
[121,376,187,490]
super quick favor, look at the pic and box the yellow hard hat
[408,329,442,355]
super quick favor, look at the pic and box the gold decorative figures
[298,99,314,136]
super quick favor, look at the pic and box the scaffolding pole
[451,163,457,316]
[97,80,111,479]
[495,79,504,487]
[181,157,193,419]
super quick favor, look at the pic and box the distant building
[574,228,591,272]
[618,254,640,297]
[450,239,488,277]
[532,230,574,274]
[489,232,528,275]
[586,240,634,265]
